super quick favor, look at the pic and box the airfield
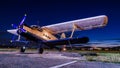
[0,48,120,68]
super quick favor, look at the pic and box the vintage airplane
[7,14,108,54]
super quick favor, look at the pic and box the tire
[20,46,26,53]
[38,48,44,54]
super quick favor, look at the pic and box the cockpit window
[30,25,43,32]
[30,25,40,28]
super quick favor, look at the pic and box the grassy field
[64,50,120,63]
[83,53,120,63]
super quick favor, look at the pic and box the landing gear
[62,45,67,51]
[20,46,26,53]
[38,48,44,54]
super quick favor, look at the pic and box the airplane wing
[44,37,89,46]
[41,15,108,34]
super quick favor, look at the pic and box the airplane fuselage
[21,25,58,42]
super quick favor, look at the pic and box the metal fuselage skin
[21,25,58,42]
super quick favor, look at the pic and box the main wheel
[38,48,44,54]
[20,46,26,53]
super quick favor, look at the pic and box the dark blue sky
[0,0,120,41]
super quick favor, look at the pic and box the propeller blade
[11,24,18,28]
[7,29,18,35]
[10,35,16,42]
[19,14,27,26]
[16,35,21,41]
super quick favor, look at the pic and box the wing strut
[68,40,73,50]
[70,23,77,38]
[61,33,67,51]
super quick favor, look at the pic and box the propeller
[8,14,27,41]
[17,14,27,41]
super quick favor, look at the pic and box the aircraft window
[31,25,40,29]
[38,28,43,32]
[43,34,51,39]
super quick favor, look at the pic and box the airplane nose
[7,29,18,35]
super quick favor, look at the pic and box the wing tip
[102,15,108,26]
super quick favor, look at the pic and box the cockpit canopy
[30,25,40,29]
[30,25,43,32]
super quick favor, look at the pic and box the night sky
[0,0,120,41]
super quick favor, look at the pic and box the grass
[66,50,120,63]
[0,48,17,52]
[85,53,120,63]
[70,50,120,53]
